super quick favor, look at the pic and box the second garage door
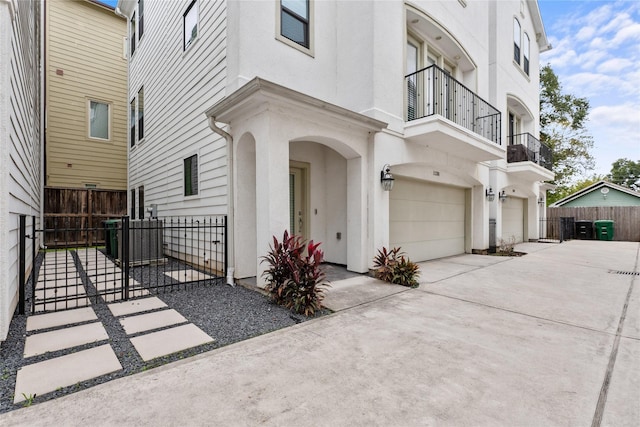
[502,197,524,243]
[390,178,466,262]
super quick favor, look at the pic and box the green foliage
[261,230,329,316]
[21,393,36,407]
[540,64,595,188]
[497,236,516,255]
[373,247,420,288]
[608,158,640,191]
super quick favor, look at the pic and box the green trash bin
[594,220,614,241]
[103,219,120,257]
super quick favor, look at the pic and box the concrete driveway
[1,240,638,426]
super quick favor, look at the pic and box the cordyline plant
[373,246,420,288]
[261,230,330,316]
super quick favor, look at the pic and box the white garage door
[502,197,524,243]
[390,178,465,262]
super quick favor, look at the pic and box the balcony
[507,133,554,181]
[404,65,503,162]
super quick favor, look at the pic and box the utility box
[594,220,614,241]
[117,219,165,265]
[575,220,594,240]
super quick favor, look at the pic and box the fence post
[122,216,130,301]
[224,215,228,281]
[18,215,26,315]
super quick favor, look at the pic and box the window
[281,0,309,48]
[513,18,521,64]
[89,101,109,140]
[523,33,530,75]
[137,87,144,141]
[138,0,144,39]
[184,155,198,196]
[183,1,198,51]
[130,98,136,147]
[130,189,136,219]
[130,12,136,55]
[138,186,145,219]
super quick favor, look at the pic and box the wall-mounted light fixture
[380,164,395,191]
[538,197,545,205]
[486,187,495,202]
[499,190,508,202]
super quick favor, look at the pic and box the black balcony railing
[507,133,553,171]
[406,65,501,145]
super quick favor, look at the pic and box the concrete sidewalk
[1,240,638,426]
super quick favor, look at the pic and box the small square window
[89,101,109,140]
[183,1,198,51]
[184,154,198,196]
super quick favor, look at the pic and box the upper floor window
[89,100,110,140]
[184,1,198,51]
[138,0,144,39]
[130,98,136,147]
[138,87,144,141]
[184,154,199,196]
[523,33,530,75]
[280,0,309,49]
[130,87,144,147]
[138,185,145,219]
[513,18,521,65]
[130,12,136,55]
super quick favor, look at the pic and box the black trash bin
[575,220,594,240]
[103,219,120,257]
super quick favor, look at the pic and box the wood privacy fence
[547,206,640,242]
[44,187,127,247]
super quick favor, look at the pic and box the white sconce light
[380,164,395,191]
[499,190,508,202]
[486,187,495,202]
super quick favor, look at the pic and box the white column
[346,157,368,273]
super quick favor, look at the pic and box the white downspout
[207,117,235,287]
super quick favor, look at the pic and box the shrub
[261,230,329,316]
[373,246,420,288]
[497,236,516,255]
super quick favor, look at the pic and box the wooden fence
[547,206,640,242]
[44,187,127,247]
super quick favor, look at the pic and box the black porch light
[486,187,495,202]
[380,164,395,191]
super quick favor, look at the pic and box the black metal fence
[539,217,574,243]
[406,64,501,145]
[507,133,553,171]
[20,215,227,314]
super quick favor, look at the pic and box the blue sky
[538,0,640,177]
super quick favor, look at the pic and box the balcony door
[407,37,421,120]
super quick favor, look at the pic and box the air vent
[610,271,640,276]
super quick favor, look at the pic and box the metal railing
[20,215,227,313]
[406,64,502,145]
[507,133,553,170]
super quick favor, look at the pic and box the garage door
[502,197,524,243]
[390,178,465,262]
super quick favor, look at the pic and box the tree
[540,65,595,189]
[547,175,605,205]
[608,158,640,191]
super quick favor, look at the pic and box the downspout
[207,117,235,287]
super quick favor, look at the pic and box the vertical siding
[0,0,42,341]
[128,0,228,217]
[46,0,128,190]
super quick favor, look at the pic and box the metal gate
[20,215,227,314]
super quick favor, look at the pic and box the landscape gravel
[0,251,330,414]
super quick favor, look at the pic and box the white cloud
[611,23,640,46]
[590,104,640,128]
[575,26,596,41]
[597,58,634,73]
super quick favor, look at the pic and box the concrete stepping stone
[129,324,214,361]
[108,297,167,317]
[26,307,97,332]
[102,289,149,302]
[35,299,91,313]
[14,344,122,404]
[119,309,188,335]
[35,287,86,300]
[164,269,212,282]
[23,322,109,357]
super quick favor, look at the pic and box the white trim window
[130,12,136,56]
[137,86,144,142]
[513,18,521,65]
[184,154,199,196]
[130,97,136,147]
[138,0,144,39]
[130,86,144,147]
[89,100,110,140]
[183,0,198,51]
[281,0,309,48]
[523,32,530,75]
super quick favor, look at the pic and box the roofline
[528,0,552,52]
[550,180,640,206]
[205,77,388,132]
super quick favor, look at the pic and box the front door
[289,163,309,239]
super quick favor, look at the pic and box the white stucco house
[117,0,553,285]
[0,0,43,342]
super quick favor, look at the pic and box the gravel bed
[0,250,329,414]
